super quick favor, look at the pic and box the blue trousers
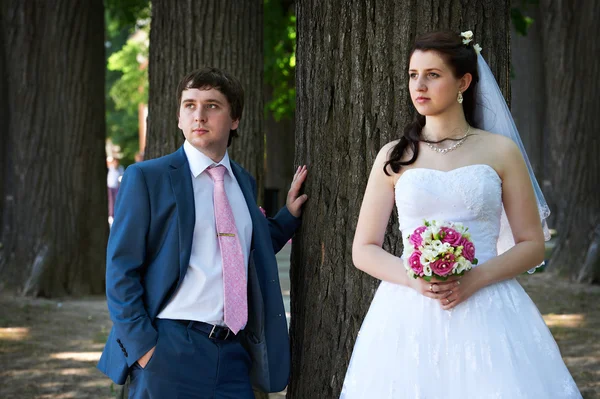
[128,319,254,399]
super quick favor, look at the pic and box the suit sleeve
[250,176,301,254]
[105,165,158,367]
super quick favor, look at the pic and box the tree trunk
[264,87,295,215]
[0,0,107,297]
[289,1,510,397]
[146,0,264,203]
[511,5,546,179]
[540,0,600,283]
[0,11,7,232]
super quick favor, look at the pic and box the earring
[457,91,464,104]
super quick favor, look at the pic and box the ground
[0,271,598,398]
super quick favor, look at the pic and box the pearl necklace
[424,126,471,154]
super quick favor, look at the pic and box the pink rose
[409,226,427,248]
[440,227,462,246]
[461,239,476,262]
[408,251,423,275]
[430,258,454,276]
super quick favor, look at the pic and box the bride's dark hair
[384,31,480,175]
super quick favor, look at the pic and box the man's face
[178,87,239,161]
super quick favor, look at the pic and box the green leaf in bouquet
[473,258,478,265]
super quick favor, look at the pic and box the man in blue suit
[97,67,308,398]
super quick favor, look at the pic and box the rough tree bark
[146,0,264,203]
[0,0,107,297]
[146,2,266,397]
[289,1,510,397]
[264,92,295,214]
[540,0,600,283]
[511,5,546,179]
[0,10,7,231]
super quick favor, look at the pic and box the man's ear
[231,119,240,130]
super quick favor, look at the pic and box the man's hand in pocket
[137,346,155,368]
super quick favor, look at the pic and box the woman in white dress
[340,30,582,398]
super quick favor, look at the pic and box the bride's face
[408,50,463,116]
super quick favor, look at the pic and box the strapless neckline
[394,164,501,189]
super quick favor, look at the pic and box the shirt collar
[183,140,233,179]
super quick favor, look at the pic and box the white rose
[451,261,460,273]
[431,240,445,252]
[420,250,436,266]
[453,222,466,233]
[461,30,474,40]
[456,257,472,273]
[423,264,433,277]
[422,230,434,244]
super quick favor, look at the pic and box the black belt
[175,319,236,341]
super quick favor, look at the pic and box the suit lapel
[231,161,262,249]
[169,147,196,285]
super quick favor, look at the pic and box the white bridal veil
[473,54,551,272]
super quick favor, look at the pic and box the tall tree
[146,3,266,397]
[511,5,546,179]
[264,0,296,214]
[288,1,511,397]
[0,12,7,234]
[0,0,107,296]
[539,0,600,283]
[146,0,264,202]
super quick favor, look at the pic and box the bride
[340,30,582,398]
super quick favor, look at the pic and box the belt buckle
[208,324,231,340]
[209,324,217,339]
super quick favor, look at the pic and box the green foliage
[104,0,151,36]
[104,0,150,165]
[264,0,296,121]
[108,34,148,111]
[511,0,538,36]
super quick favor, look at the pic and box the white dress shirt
[157,141,253,326]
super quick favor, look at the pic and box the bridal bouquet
[404,220,478,281]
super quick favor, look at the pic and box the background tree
[104,0,151,165]
[539,0,600,283]
[511,1,546,178]
[0,0,107,296]
[264,0,296,214]
[288,1,511,397]
[146,0,264,203]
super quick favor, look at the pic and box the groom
[97,67,308,398]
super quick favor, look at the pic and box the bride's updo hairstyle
[384,31,480,175]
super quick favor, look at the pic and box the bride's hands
[438,267,486,310]
[408,275,462,301]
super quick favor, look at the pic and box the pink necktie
[206,165,247,334]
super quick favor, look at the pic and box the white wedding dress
[340,165,582,399]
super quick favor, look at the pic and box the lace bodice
[395,164,503,264]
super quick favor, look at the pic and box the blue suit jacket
[97,146,300,392]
